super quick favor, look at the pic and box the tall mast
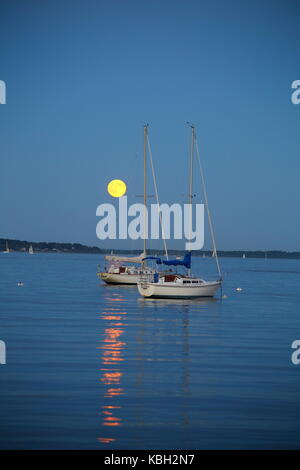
[188,125,195,207]
[187,124,195,276]
[143,124,148,257]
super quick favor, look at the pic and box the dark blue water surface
[0,252,300,449]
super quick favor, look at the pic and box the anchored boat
[3,241,10,253]
[138,252,221,298]
[98,252,153,284]
[138,125,222,299]
[98,125,165,285]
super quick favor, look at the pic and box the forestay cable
[195,134,222,279]
[147,136,169,260]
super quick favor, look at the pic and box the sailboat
[98,252,154,284]
[98,125,155,285]
[3,241,10,253]
[138,125,222,299]
[28,244,34,254]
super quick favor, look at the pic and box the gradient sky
[0,0,299,251]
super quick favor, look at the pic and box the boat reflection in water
[137,295,221,447]
[98,292,127,445]
[97,287,221,448]
[138,296,219,307]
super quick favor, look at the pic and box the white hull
[98,272,140,285]
[138,280,221,298]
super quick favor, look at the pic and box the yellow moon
[107,179,127,198]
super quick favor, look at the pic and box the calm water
[0,252,300,449]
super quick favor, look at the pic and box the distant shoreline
[1,238,299,260]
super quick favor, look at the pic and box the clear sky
[0,0,299,251]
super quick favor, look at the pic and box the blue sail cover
[163,251,191,269]
[142,252,191,269]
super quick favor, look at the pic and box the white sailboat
[98,252,154,284]
[3,241,10,253]
[98,125,156,285]
[28,244,34,254]
[138,125,222,299]
[138,253,221,298]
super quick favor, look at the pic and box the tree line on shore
[1,238,299,259]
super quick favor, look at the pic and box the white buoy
[236,287,242,292]
[17,282,24,287]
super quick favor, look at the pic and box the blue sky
[0,0,299,251]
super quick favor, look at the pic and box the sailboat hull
[137,280,221,298]
[98,272,140,285]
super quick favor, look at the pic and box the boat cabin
[107,264,140,275]
[158,274,204,285]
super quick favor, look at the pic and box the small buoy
[17,282,24,287]
[222,295,228,299]
[236,287,242,292]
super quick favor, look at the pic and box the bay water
[0,253,299,449]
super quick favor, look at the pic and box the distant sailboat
[28,244,34,254]
[3,241,10,253]
[242,253,246,259]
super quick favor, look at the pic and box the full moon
[107,179,127,198]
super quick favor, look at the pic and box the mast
[188,125,195,207]
[143,124,148,259]
[187,124,195,276]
